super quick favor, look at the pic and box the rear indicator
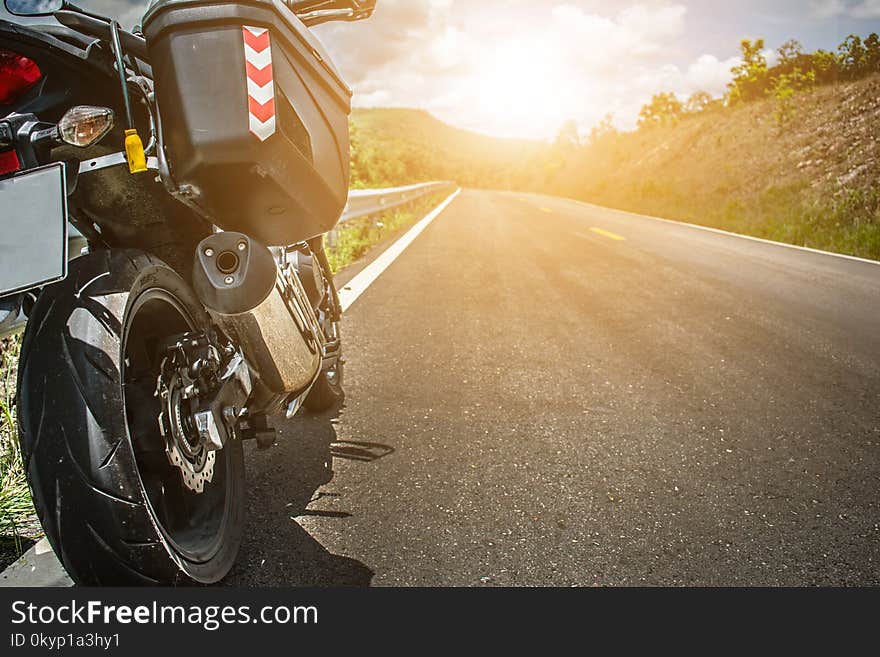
[0,49,42,105]
[0,149,20,175]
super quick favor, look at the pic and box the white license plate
[0,163,68,297]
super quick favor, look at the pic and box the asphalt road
[226,189,880,586]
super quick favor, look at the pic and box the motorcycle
[0,0,376,584]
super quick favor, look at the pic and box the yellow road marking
[539,207,553,214]
[590,227,626,241]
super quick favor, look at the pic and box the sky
[2,1,879,140]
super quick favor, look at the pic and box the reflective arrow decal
[243,26,276,142]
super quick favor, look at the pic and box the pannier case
[143,0,351,245]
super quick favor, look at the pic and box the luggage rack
[287,1,377,26]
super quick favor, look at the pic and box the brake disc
[157,370,216,494]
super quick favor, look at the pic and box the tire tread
[18,249,242,585]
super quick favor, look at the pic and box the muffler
[192,232,276,315]
[193,232,321,401]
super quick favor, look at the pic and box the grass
[326,191,453,273]
[741,187,880,258]
[0,335,39,570]
[599,181,880,260]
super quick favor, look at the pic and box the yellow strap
[124,129,148,174]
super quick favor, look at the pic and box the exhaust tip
[216,251,240,275]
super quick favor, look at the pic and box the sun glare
[469,39,576,140]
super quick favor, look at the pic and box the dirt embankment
[552,75,880,258]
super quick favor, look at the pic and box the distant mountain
[349,108,548,190]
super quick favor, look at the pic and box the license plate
[0,163,68,297]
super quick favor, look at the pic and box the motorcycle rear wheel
[17,250,244,585]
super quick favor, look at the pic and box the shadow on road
[224,404,375,587]
[331,440,395,462]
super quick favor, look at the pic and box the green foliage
[768,62,815,128]
[749,186,880,258]
[646,31,873,136]
[770,74,797,128]
[774,39,823,85]
[838,35,868,79]
[777,38,805,66]
[728,38,770,103]
[589,114,618,145]
[719,32,877,109]
[349,108,553,192]
[0,336,38,566]
[325,192,451,273]
[685,91,714,115]
[554,120,581,150]
[810,49,840,85]
[638,92,684,128]
[865,33,880,72]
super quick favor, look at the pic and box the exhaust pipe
[192,232,276,315]
[193,233,321,400]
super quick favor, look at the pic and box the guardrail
[340,181,456,225]
[0,181,457,338]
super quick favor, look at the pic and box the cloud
[852,0,880,17]
[8,1,863,140]
[684,54,741,95]
[809,0,880,19]
[548,3,685,65]
[316,1,729,138]
[316,0,453,84]
[809,0,848,18]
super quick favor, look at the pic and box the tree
[760,38,815,128]
[810,49,839,85]
[685,91,714,114]
[589,114,618,145]
[866,33,880,72]
[838,35,867,79]
[728,38,770,103]
[554,119,581,150]
[638,92,684,128]
[777,39,805,66]
[769,74,798,128]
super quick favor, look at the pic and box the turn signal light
[0,49,42,105]
[58,105,115,147]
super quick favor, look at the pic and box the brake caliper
[155,329,252,493]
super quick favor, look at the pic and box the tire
[17,250,244,585]
[304,353,344,412]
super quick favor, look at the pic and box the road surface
[226,189,880,586]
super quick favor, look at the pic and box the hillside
[349,108,548,190]
[351,75,880,259]
[550,74,880,258]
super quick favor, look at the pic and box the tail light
[0,149,20,175]
[0,49,42,105]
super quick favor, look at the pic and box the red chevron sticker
[246,61,274,87]
[243,26,275,141]
[248,96,276,123]
[243,27,270,52]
